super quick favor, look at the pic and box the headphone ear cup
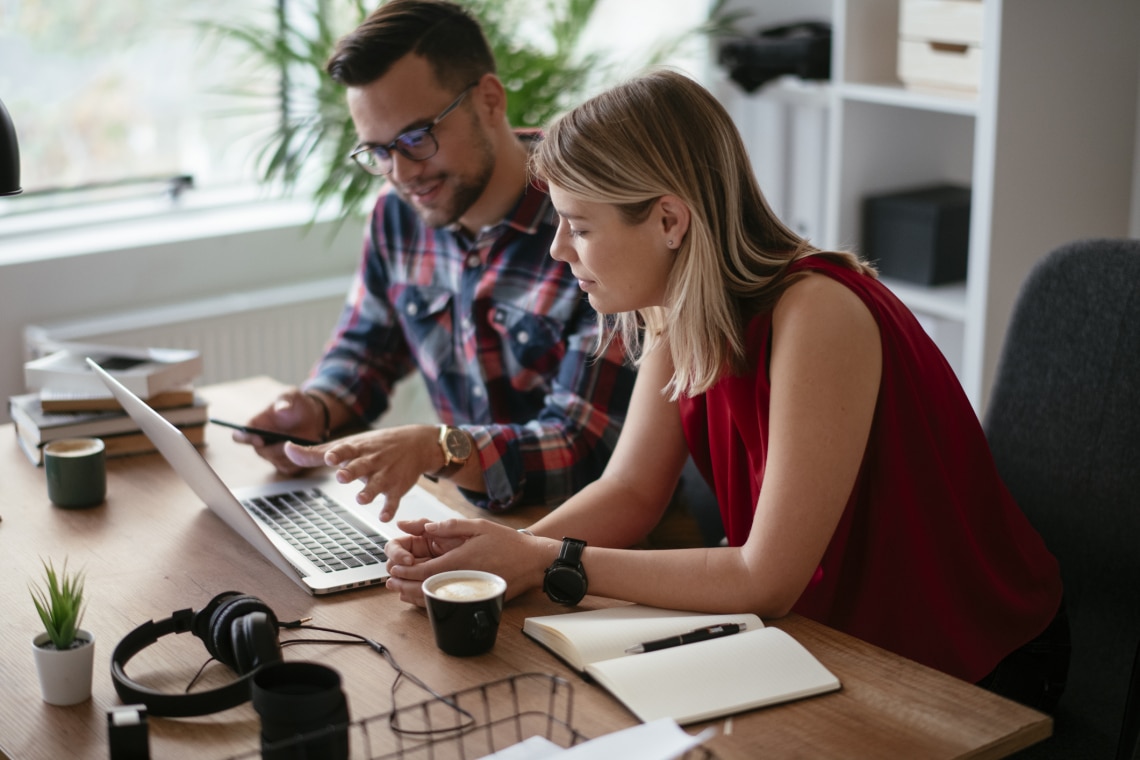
[231,610,283,675]
[191,591,243,646]
[207,594,279,670]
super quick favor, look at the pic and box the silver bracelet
[517,528,535,536]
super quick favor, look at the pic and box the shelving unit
[715,0,1139,411]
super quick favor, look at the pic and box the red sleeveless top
[678,256,1062,682]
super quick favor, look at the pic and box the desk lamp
[0,96,21,196]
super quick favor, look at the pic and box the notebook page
[585,627,840,725]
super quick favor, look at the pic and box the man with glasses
[234,0,638,522]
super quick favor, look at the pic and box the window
[0,0,280,211]
[0,0,717,222]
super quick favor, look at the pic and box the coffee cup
[44,438,106,509]
[422,570,507,657]
[251,661,350,760]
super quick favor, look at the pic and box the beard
[394,122,496,229]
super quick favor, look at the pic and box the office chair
[982,238,1140,759]
[1122,639,1140,760]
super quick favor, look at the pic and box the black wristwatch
[543,537,588,605]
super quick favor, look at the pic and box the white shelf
[838,82,978,116]
[879,278,967,322]
[723,0,1138,411]
[840,0,1137,409]
[759,76,833,107]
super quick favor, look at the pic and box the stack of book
[11,342,206,466]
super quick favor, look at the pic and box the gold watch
[432,425,473,478]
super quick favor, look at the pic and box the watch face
[544,565,587,605]
[444,428,472,460]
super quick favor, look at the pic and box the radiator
[24,277,351,387]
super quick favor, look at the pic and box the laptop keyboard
[242,488,388,574]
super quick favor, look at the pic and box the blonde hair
[532,69,875,398]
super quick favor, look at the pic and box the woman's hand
[385,518,553,606]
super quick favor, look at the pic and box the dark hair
[326,0,495,90]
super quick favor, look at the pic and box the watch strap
[557,536,586,564]
[543,537,588,605]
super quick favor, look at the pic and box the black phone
[208,418,320,446]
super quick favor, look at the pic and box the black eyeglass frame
[349,82,479,176]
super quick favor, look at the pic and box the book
[8,393,208,446]
[14,420,207,466]
[24,342,202,398]
[38,385,197,413]
[523,605,840,725]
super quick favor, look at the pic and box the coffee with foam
[430,577,502,601]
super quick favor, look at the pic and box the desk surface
[0,377,1050,760]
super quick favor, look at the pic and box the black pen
[624,623,746,654]
[209,418,321,446]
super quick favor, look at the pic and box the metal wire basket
[226,672,716,759]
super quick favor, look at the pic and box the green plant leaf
[195,0,746,232]
[29,558,86,650]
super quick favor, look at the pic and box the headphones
[111,591,284,717]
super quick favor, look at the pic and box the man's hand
[233,389,329,475]
[284,424,443,522]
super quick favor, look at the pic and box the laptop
[87,358,464,595]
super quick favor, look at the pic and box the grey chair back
[983,238,1140,759]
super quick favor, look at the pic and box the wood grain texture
[0,377,1049,759]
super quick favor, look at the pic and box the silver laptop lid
[85,358,308,588]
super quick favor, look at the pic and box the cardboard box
[862,184,971,285]
[898,0,984,93]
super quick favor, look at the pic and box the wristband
[302,391,332,442]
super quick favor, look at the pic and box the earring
[667,240,674,248]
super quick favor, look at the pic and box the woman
[384,69,1067,710]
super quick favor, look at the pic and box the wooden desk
[0,377,1050,760]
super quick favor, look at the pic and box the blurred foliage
[200,0,744,228]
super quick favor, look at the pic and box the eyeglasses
[349,83,478,176]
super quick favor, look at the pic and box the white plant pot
[32,629,95,706]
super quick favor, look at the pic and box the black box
[862,184,971,285]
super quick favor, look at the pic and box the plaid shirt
[305,157,636,511]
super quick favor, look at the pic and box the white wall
[0,200,361,421]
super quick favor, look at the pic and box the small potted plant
[29,558,95,706]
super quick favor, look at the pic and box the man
[235,0,636,522]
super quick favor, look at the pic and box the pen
[624,623,745,654]
[209,418,321,446]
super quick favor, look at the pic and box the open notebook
[524,605,840,725]
[88,358,464,595]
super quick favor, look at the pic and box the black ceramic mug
[251,661,349,760]
[422,570,507,657]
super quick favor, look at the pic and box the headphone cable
[281,622,477,737]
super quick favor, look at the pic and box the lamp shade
[0,96,22,196]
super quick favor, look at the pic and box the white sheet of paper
[478,735,564,760]
[477,719,713,760]
[562,719,714,760]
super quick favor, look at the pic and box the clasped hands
[385,519,545,607]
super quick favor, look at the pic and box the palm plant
[29,558,87,650]
[199,0,743,227]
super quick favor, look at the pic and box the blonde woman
[385,69,1068,711]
